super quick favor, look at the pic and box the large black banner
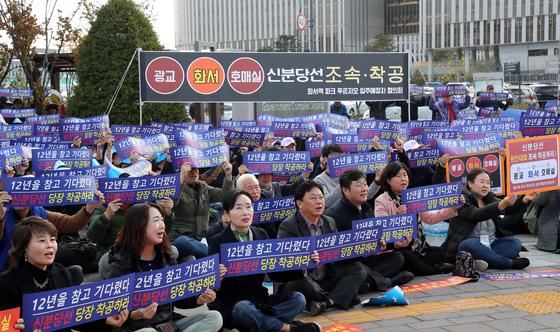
[139,51,409,103]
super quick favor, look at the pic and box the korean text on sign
[422,129,458,147]
[0,307,19,332]
[170,144,229,169]
[315,225,382,264]
[0,88,33,98]
[402,182,462,213]
[174,128,225,149]
[358,119,401,141]
[114,133,169,160]
[477,92,508,101]
[32,149,92,172]
[253,196,296,225]
[98,173,180,203]
[22,274,133,332]
[437,134,504,156]
[327,151,388,179]
[434,85,467,96]
[272,121,317,138]
[133,254,220,309]
[391,148,440,168]
[0,108,36,118]
[5,176,99,207]
[451,116,516,127]
[457,122,518,140]
[60,115,109,144]
[0,145,24,167]
[506,135,560,195]
[224,129,266,149]
[519,116,560,137]
[221,237,315,277]
[0,124,35,140]
[447,151,504,195]
[352,212,417,243]
[305,139,327,158]
[108,159,153,178]
[477,107,502,118]
[243,151,311,174]
[36,165,109,181]
[26,114,61,125]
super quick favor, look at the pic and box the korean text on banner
[315,225,382,264]
[243,151,310,174]
[391,148,440,168]
[224,130,266,149]
[447,151,504,195]
[352,213,417,243]
[0,307,19,332]
[32,149,92,172]
[327,151,388,179]
[437,134,504,156]
[358,120,401,141]
[114,133,169,160]
[253,196,296,225]
[402,182,463,213]
[170,144,229,169]
[98,173,180,203]
[60,115,109,144]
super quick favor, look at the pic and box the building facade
[420,0,560,79]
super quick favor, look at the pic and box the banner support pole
[138,48,143,126]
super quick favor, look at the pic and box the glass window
[528,49,548,56]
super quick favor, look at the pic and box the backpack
[452,251,479,282]
[524,201,541,235]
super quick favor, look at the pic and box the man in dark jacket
[475,84,509,111]
[324,169,414,294]
[366,101,392,120]
[277,180,367,316]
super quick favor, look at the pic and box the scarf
[259,184,275,199]
[231,223,254,242]
[387,190,428,254]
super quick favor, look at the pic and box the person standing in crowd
[396,92,428,122]
[442,168,538,270]
[324,170,414,292]
[375,162,463,276]
[475,84,509,111]
[429,92,471,123]
[0,217,129,331]
[107,202,222,332]
[46,102,59,114]
[330,101,349,118]
[209,189,320,332]
[169,161,234,260]
[365,101,391,120]
[531,190,560,252]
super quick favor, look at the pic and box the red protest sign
[0,307,20,332]
[506,135,560,195]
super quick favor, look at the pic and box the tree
[0,0,83,113]
[274,34,299,52]
[68,0,185,125]
[363,33,396,52]
[257,46,274,52]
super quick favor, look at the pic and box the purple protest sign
[98,173,180,203]
[114,133,169,160]
[352,212,417,243]
[224,129,266,148]
[170,144,229,169]
[315,225,382,264]
[327,151,388,178]
[32,149,92,172]
[253,196,296,225]
[402,182,462,213]
[26,114,61,125]
[243,151,310,174]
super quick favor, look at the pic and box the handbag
[58,235,98,261]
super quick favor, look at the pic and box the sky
[6,0,175,50]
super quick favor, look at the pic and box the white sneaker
[474,260,488,272]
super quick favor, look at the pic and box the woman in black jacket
[209,189,319,332]
[0,216,128,331]
[442,168,539,269]
[107,202,222,332]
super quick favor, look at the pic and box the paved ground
[176,233,560,331]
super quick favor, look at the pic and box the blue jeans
[230,292,306,332]
[172,236,208,259]
[458,237,522,269]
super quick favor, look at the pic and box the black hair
[321,143,343,158]
[466,168,491,185]
[223,189,253,213]
[264,146,281,152]
[339,169,366,193]
[294,180,324,208]
[379,161,410,193]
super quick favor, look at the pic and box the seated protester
[88,197,175,279]
[532,190,560,252]
[255,146,313,200]
[107,202,222,332]
[402,140,435,188]
[442,168,538,270]
[209,189,320,332]
[0,216,129,331]
[376,162,462,276]
[475,84,509,110]
[277,180,368,316]
[324,169,414,292]
[280,137,297,152]
[0,190,105,276]
[170,161,234,260]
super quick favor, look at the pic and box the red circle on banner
[187,57,225,95]
[227,58,265,95]
[449,159,465,178]
[145,57,185,94]
[483,154,499,173]
[466,157,482,173]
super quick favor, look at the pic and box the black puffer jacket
[441,185,528,260]
[107,248,201,331]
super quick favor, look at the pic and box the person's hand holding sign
[223,161,233,181]
[396,204,407,215]
[452,195,466,210]
[371,135,381,150]
[0,191,12,220]
[237,164,248,176]
[522,190,540,203]
[219,263,227,280]
[85,191,106,215]
[439,153,450,168]
[72,136,82,149]
[130,302,158,320]
[104,199,122,219]
[394,236,412,249]
[105,309,129,328]
[302,162,313,179]
[394,137,404,153]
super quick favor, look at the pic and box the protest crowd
[0,85,556,332]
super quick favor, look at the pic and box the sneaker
[290,321,321,332]
[473,260,488,272]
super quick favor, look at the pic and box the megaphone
[362,286,408,306]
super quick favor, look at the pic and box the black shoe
[351,294,361,306]
[439,263,455,274]
[389,271,414,287]
[358,282,370,294]
[292,320,306,326]
[290,321,321,332]
[512,257,530,269]
[309,301,327,316]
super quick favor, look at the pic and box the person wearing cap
[169,161,234,260]
[280,137,297,151]
[330,101,349,118]
[402,140,435,188]
[429,91,471,123]
[46,102,58,114]
[475,84,509,111]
